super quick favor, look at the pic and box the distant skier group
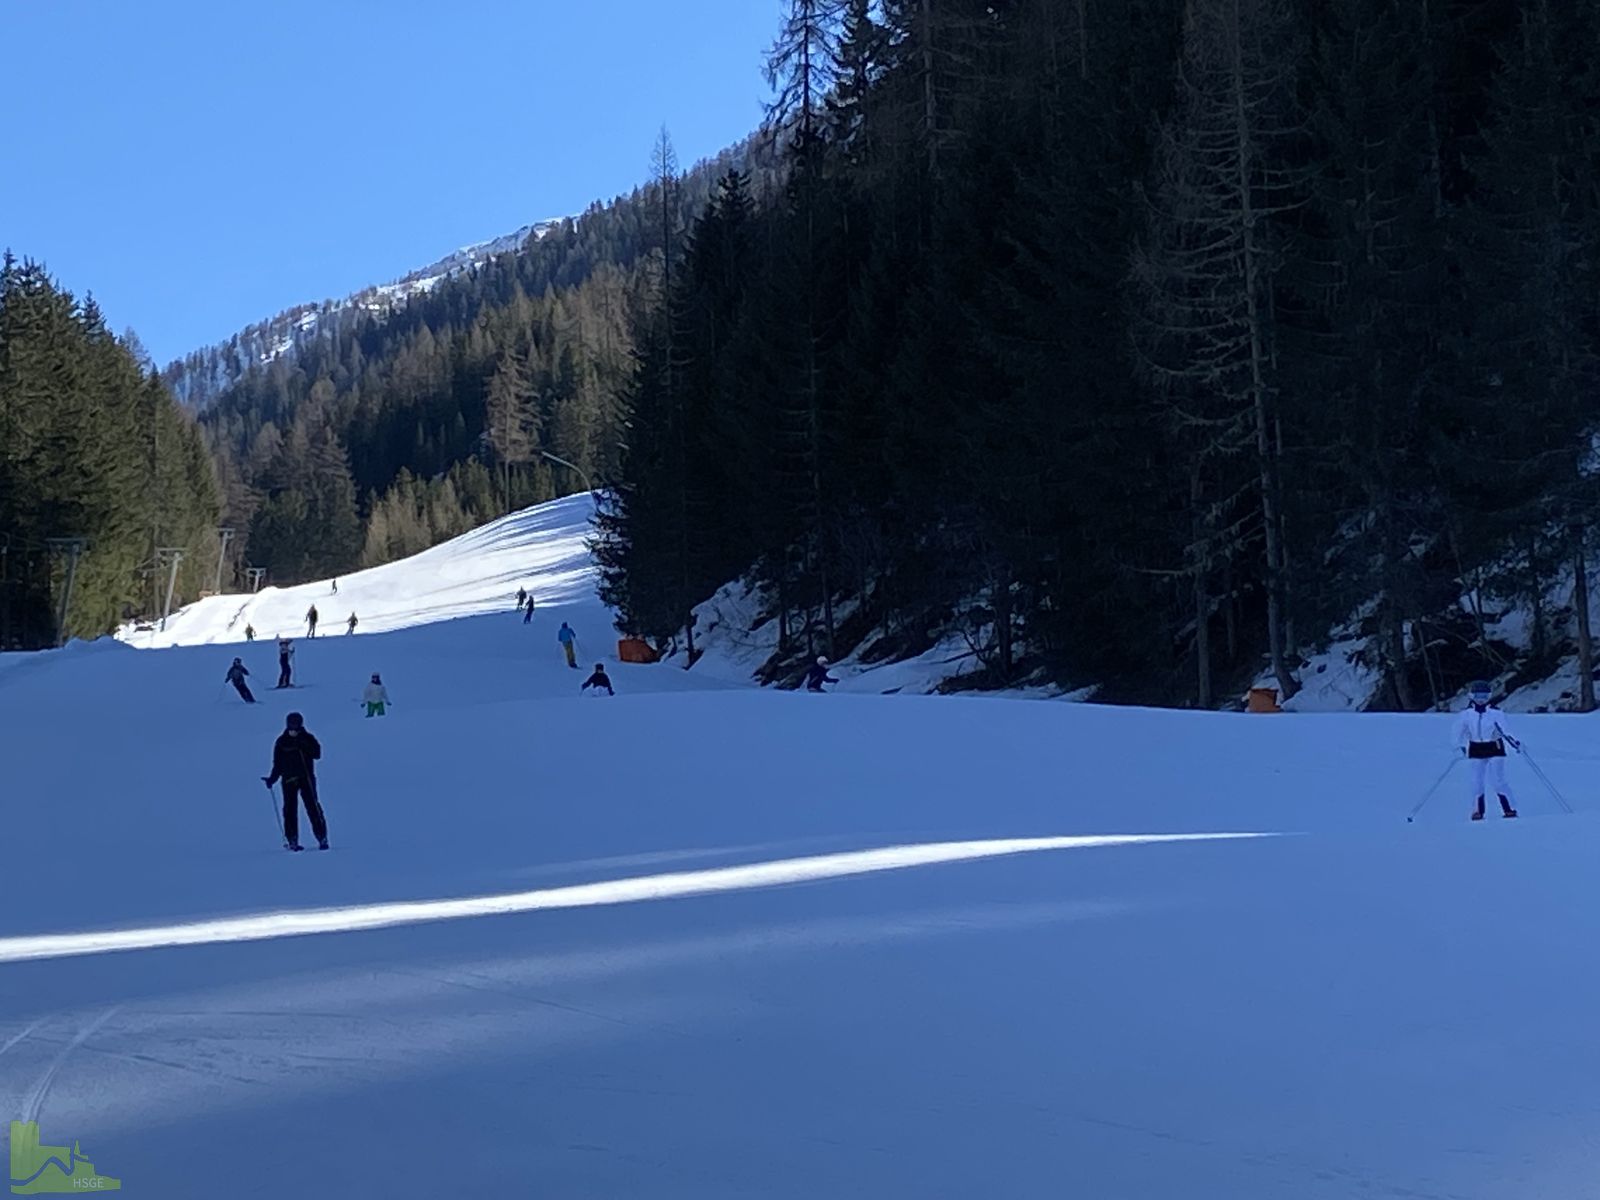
[304,604,359,637]
[232,580,867,857]
[515,586,586,672]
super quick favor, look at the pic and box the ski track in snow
[21,1007,122,1125]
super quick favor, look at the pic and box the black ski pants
[278,655,292,688]
[232,678,255,703]
[282,777,327,846]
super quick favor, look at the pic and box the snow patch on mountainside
[164,219,565,408]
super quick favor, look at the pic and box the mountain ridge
[161,218,567,410]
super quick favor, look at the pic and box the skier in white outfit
[1452,680,1518,821]
[362,673,391,718]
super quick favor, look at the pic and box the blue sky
[3,0,781,366]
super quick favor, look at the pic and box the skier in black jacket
[225,658,255,703]
[803,656,838,692]
[262,712,329,851]
[580,664,615,696]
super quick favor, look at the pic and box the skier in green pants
[363,673,391,717]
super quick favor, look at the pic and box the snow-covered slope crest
[164,218,564,408]
[117,492,596,649]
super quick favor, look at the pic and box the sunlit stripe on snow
[0,833,1272,964]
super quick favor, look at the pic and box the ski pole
[1516,746,1576,813]
[262,779,287,847]
[1407,756,1460,822]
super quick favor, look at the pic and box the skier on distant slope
[347,612,358,635]
[362,673,390,717]
[803,656,838,693]
[1454,680,1519,821]
[581,663,614,696]
[262,712,329,851]
[516,586,527,611]
[225,657,256,703]
[276,637,295,688]
[245,624,256,641]
[306,604,319,638]
[523,593,535,625]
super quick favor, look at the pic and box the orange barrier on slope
[618,637,660,664]
[1246,687,1282,713]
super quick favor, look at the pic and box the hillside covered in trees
[0,255,220,648]
[186,143,777,585]
[597,0,1600,709]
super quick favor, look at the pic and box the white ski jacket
[1453,705,1515,752]
[363,683,390,704]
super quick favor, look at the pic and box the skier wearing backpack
[262,712,329,851]
[1453,680,1519,821]
[225,657,256,703]
[363,673,390,717]
[276,637,295,688]
[558,621,578,668]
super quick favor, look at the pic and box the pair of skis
[262,780,329,852]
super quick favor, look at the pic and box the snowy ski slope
[4,496,1600,1198]
[119,493,603,649]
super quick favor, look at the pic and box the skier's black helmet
[233,657,242,664]
[286,712,304,730]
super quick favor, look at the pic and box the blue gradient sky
[3,1,780,365]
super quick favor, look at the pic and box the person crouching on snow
[1453,680,1519,821]
[804,656,838,692]
[363,673,390,717]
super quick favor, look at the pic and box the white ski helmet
[817,656,829,667]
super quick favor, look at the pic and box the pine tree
[1284,0,1448,709]
[1131,0,1306,702]
[484,345,540,512]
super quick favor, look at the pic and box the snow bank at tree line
[111,495,1072,699]
[1261,562,1600,714]
[96,488,1600,709]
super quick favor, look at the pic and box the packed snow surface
[5,496,1600,1198]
